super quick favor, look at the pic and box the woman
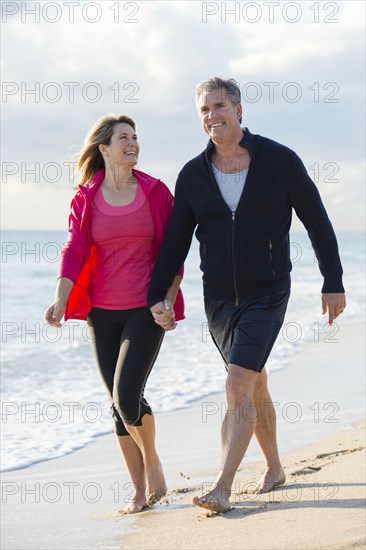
[44,114,184,514]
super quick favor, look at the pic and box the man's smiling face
[196,87,242,143]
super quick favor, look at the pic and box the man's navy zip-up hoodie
[147,128,344,307]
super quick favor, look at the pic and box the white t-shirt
[212,164,249,212]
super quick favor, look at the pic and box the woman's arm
[165,274,182,305]
[44,277,74,327]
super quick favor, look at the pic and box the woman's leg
[125,411,167,505]
[115,434,147,513]
[112,307,167,505]
[87,308,147,513]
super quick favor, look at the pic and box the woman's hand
[44,300,66,328]
[44,278,73,327]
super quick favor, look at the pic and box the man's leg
[193,364,258,513]
[251,368,285,493]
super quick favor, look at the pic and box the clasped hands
[150,299,177,331]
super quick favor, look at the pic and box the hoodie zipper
[269,239,276,276]
[232,211,239,305]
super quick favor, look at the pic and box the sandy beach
[1,320,365,549]
[121,422,366,550]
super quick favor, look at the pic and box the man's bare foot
[192,486,231,514]
[246,467,286,494]
[146,461,167,506]
[118,493,148,515]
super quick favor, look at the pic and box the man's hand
[321,293,346,325]
[150,300,177,331]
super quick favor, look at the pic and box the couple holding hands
[45,77,345,514]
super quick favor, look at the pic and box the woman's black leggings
[87,307,164,436]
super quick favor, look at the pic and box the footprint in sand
[316,446,364,459]
[171,487,195,494]
[291,466,322,476]
[290,446,364,476]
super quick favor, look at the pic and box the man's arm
[288,153,345,324]
[151,274,182,331]
[147,172,196,314]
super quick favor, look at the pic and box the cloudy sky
[1,0,365,231]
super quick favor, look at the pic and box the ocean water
[1,230,365,472]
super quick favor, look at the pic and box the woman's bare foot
[118,492,148,515]
[146,488,167,506]
[192,484,232,514]
[145,461,167,506]
[246,466,286,494]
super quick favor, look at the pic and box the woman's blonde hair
[77,114,136,185]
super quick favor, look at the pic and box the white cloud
[1,0,365,230]
[229,1,364,76]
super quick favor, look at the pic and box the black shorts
[204,289,290,373]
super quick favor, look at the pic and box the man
[147,77,346,513]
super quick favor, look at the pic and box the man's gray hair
[195,77,241,106]
[195,77,242,123]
